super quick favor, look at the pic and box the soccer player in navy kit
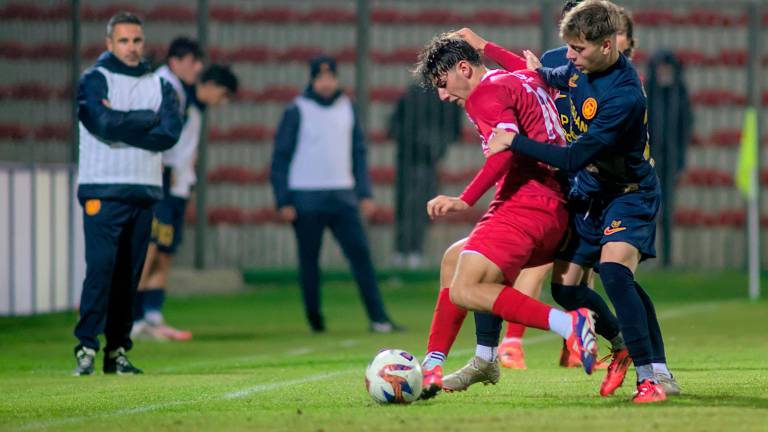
[488,0,674,403]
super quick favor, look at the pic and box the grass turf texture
[1,271,767,431]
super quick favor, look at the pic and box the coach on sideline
[73,11,182,376]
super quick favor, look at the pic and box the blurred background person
[270,55,399,333]
[133,36,239,341]
[647,51,693,266]
[388,82,462,269]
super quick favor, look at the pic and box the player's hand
[427,195,469,219]
[454,28,488,52]
[523,50,542,70]
[102,99,111,108]
[487,128,516,157]
[278,205,297,222]
[359,198,376,219]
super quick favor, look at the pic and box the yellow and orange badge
[581,97,597,120]
[85,199,101,216]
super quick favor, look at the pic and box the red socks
[505,322,527,339]
[492,286,551,330]
[426,288,468,354]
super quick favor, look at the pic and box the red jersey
[459,68,566,206]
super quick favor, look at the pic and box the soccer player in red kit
[414,34,598,399]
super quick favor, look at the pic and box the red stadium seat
[145,5,196,22]
[368,166,395,184]
[0,41,26,59]
[278,46,326,62]
[225,45,273,63]
[302,7,355,24]
[0,123,27,140]
[33,124,69,141]
[371,8,405,24]
[469,9,535,25]
[81,4,138,22]
[246,7,300,23]
[709,129,741,147]
[408,9,462,25]
[369,86,405,103]
[209,5,243,22]
[208,125,273,142]
[367,130,389,144]
[691,89,746,107]
[208,207,247,225]
[0,3,48,20]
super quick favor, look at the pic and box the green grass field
[1,271,767,431]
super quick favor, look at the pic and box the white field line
[17,301,725,430]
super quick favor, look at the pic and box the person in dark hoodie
[73,11,182,376]
[646,50,692,266]
[270,55,398,333]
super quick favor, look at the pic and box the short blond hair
[560,0,621,43]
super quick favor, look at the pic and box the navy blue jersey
[511,54,657,198]
[540,46,571,137]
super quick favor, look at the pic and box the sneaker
[73,346,96,376]
[103,348,143,375]
[599,348,632,396]
[655,373,682,396]
[632,379,667,403]
[420,364,443,400]
[565,308,598,375]
[131,320,169,341]
[559,339,582,368]
[443,356,501,392]
[498,340,526,369]
[152,323,193,341]
[369,321,405,333]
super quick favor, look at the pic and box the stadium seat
[370,86,405,103]
[208,125,273,142]
[33,124,69,141]
[371,8,405,23]
[0,41,26,59]
[246,7,300,23]
[0,3,48,20]
[691,89,746,107]
[408,9,462,25]
[145,5,196,22]
[0,123,27,140]
[278,46,326,62]
[209,5,243,22]
[302,7,355,24]
[367,130,389,144]
[469,9,535,25]
[81,4,137,22]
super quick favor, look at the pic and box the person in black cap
[270,55,399,333]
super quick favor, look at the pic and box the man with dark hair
[413,34,598,400]
[133,34,238,341]
[74,12,182,375]
[487,0,676,403]
[270,55,397,333]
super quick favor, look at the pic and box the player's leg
[420,237,468,399]
[328,192,394,330]
[634,281,679,395]
[599,241,665,402]
[74,199,123,375]
[292,199,328,332]
[498,263,551,369]
[103,204,152,375]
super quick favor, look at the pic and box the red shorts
[462,194,568,283]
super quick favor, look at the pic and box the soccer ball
[365,349,423,404]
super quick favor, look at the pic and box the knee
[550,283,571,308]
[449,281,473,309]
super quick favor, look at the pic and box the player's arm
[454,28,528,72]
[490,92,643,172]
[351,107,373,201]
[536,65,571,91]
[123,80,183,152]
[77,68,160,143]
[269,104,300,210]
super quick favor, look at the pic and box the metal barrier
[0,164,84,315]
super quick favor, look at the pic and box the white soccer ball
[365,349,423,404]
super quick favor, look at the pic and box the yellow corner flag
[736,107,758,199]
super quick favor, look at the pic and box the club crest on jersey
[582,97,597,120]
[568,74,579,88]
[603,220,627,236]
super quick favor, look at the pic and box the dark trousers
[395,164,437,254]
[74,199,153,352]
[291,190,390,326]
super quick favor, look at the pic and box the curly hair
[413,33,481,88]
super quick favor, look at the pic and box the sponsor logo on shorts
[603,220,627,236]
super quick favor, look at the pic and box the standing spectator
[73,12,182,375]
[388,83,462,268]
[133,37,239,341]
[270,55,398,333]
[647,51,692,266]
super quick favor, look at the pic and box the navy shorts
[151,195,188,254]
[557,185,660,268]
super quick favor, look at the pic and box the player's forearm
[511,134,601,172]
[459,151,513,206]
[484,42,527,72]
[535,66,571,91]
